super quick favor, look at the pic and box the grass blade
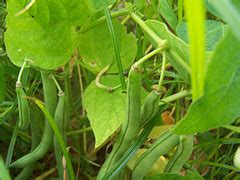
[103,0,127,91]
[185,0,206,100]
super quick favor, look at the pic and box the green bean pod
[140,85,162,126]
[132,130,179,180]
[164,135,194,173]
[15,105,42,179]
[16,83,30,130]
[54,91,67,178]
[10,71,57,168]
[98,66,142,179]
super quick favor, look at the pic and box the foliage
[0,0,240,179]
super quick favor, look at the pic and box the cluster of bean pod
[11,67,67,179]
[96,42,194,179]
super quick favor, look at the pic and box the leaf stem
[16,59,33,86]
[129,11,167,48]
[158,51,166,89]
[134,47,163,68]
[50,75,63,94]
[16,61,27,86]
[15,0,36,17]
[95,65,113,92]
[159,90,190,106]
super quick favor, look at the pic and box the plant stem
[50,75,63,94]
[159,90,190,106]
[158,52,166,89]
[95,65,112,92]
[129,11,167,48]
[66,127,92,136]
[17,61,28,85]
[77,64,87,154]
[134,48,163,68]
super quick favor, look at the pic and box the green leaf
[135,0,146,10]
[177,20,225,51]
[0,156,11,180]
[60,0,94,26]
[5,0,78,70]
[144,171,203,180]
[83,76,127,148]
[204,0,223,18]
[158,0,178,31]
[92,0,117,10]
[210,0,240,40]
[173,31,240,134]
[83,75,147,148]
[78,19,137,73]
[145,20,190,82]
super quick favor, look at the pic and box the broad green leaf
[158,0,178,31]
[144,171,203,180]
[210,0,240,40]
[83,75,147,148]
[5,0,78,70]
[0,156,11,180]
[135,0,146,10]
[177,20,224,51]
[92,0,117,10]
[83,76,127,148]
[60,0,94,26]
[78,19,137,73]
[204,0,223,18]
[145,20,190,82]
[173,31,240,134]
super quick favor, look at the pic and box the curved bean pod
[15,105,42,179]
[140,85,162,126]
[16,82,30,130]
[54,91,67,178]
[132,130,179,180]
[164,135,194,173]
[97,65,142,179]
[10,71,57,168]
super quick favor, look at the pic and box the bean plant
[0,0,240,179]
